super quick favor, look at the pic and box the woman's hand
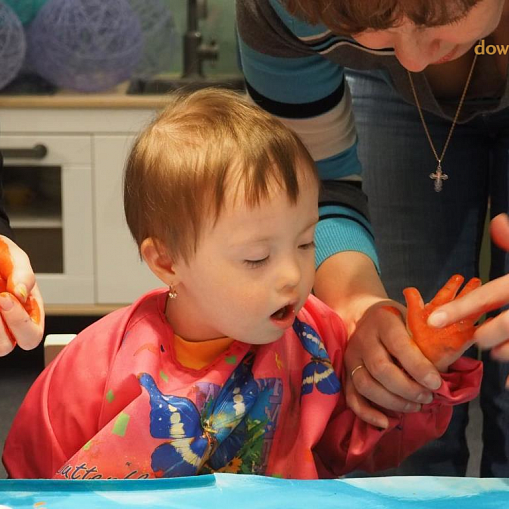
[344,301,441,429]
[345,275,481,427]
[0,236,44,356]
[427,214,509,366]
[315,251,443,429]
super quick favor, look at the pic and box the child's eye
[299,241,316,250]
[244,256,269,268]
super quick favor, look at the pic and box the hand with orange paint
[404,275,482,372]
[426,214,509,374]
[0,236,44,356]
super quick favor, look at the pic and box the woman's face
[351,0,507,71]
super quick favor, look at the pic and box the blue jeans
[345,69,509,477]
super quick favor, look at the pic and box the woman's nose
[393,33,439,72]
[394,43,432,72]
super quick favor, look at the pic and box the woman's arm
[315,251,441,428]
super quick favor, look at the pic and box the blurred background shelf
[127,74,245,94]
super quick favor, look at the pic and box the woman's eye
[299,241,316,250]
[244,256,269,268]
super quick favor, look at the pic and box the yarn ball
[4,0,48,25]
[129,0,179,78]
[27,0,143,92]
[0,2,26,90]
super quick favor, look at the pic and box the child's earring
[168,284,178,300]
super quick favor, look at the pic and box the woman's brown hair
[285,0,481,35]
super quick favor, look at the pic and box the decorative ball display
[26,0,143,92]
[129,0,179,78]
[4,0,48,25]
[0,1,26,90]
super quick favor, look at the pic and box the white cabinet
[0,104,163,309]
[2,134,94,304]
[93,135,160,304]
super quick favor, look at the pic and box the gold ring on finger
[350,364,365,379]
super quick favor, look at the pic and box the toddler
[3,89,481,480]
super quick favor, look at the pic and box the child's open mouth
[270,304,296,329]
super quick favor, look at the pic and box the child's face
[168,163,319,345]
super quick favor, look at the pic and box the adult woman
[0,151,44,356]
[236,0,509,477]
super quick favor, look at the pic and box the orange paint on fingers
[402,287,424,310]
[429,275,464,307]
[0,239,41,326]
[0,239,14,294]
[403,287,426,331]
[457,277,482,298]
[404,274,479,366]
[25,295,41,325]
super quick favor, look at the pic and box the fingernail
[0,294,14,312]
[428,311,447,327]
[423,373,442,390]
[375,418,389,430]
[15,284,27,303]
[404,402,421,412]
[417,392,433,404]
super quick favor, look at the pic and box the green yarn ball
[4,0,48,25]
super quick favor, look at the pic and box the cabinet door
[93,135,161,304]
[1,135,94,304]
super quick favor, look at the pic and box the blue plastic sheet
[1,474,509,508]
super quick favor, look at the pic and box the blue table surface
[0,474,508,508]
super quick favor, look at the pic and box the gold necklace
[407,50,478,192]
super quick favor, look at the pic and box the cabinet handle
[0,144,48,160]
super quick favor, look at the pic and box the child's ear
[140,238,178,286]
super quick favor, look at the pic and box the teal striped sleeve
[315,203,379,271]
[237,0,380,272]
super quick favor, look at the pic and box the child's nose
[277,259,301,291]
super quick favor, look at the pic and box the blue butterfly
[293,318,341,396]
[138,354,259,477]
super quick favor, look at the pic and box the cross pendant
[429,165,448,192]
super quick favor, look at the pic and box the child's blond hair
[124,88,318,263]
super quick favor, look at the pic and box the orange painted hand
[404,275,482,372]
[427,215,509,373]
[0,236,44,356]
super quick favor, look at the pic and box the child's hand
[403,275,482,372]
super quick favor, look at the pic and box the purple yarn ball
[0,1,26,90]
[129,0,178,78]
[27,0,143,92]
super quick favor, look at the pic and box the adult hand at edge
[344,300,442,429]
[315,251,443,429]
[427,214,509,362]
[0,235,45,356]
